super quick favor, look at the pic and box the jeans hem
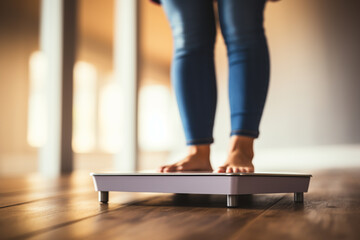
[186,138,214,146]
[230,130,259,138]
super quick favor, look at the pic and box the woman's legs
[158,0,270,173]
[216,0,270,173]
[159,0,216,172]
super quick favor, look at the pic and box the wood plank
[26,194,284,240]
[0,187,92,208]
[0,173,93,207]
[0,191,155,239]
[0,173,91,194]
[228,169,360,240]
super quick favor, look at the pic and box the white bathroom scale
[91,172,312,207]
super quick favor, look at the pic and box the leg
[219,0,270,138]
[161,0,217,146]
[216,0,270,173]
[99,191,109,203]
[294,192,304,203]
[227,195,240,208]
[159,0,217,172]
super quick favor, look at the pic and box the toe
[247,167,254,173]
[159,166,168,173]
[164,165,176,172]
[233,167,240,173]
[176,165,184,171]
[226,167,233,173]
[215,166,226,173]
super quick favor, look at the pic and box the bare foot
[215,136,255,173]
[158,145,213,172]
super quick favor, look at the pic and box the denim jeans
[161,0,270,145]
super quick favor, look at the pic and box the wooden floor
[1,169,360,240]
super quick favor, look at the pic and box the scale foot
[294,192,304,203]
[99,191,109,203]
[227,195,239,208]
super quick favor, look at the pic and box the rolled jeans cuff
[230,129,259,138]
[186,137,214,146]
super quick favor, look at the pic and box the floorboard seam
[0,200,40,209]
[0,185,90,196]
[9,196,161,240]
[10,212,112,240]
[0,190,94,209]
[229,195,286,239]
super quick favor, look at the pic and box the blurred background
[0,0,359,177]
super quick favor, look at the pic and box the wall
[258,0,360,148]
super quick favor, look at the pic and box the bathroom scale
[91,172,312,207]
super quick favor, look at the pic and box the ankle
[188,144,211,158]
[229,135,254,155]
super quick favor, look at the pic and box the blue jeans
[161,0,270,145]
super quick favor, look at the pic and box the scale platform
[91,172,312,207]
